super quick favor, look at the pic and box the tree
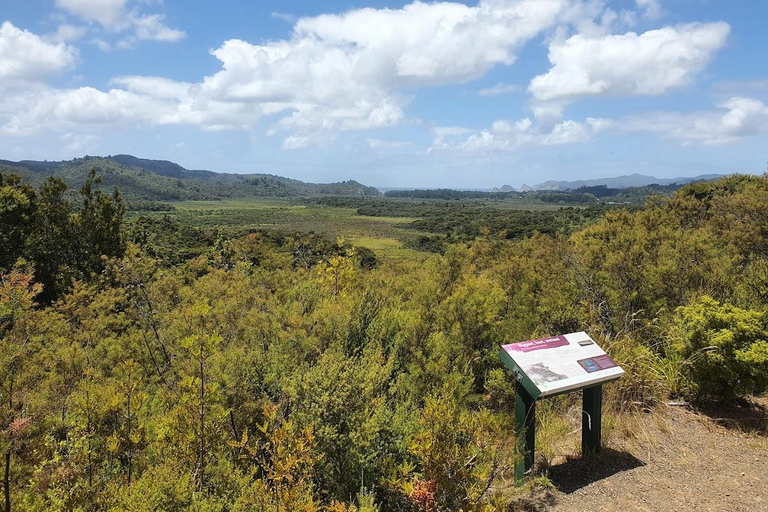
[109,360,148,487]
[173,298,225,491]
[0,175,36,272]
[0,267,41,512]
[72,170,126,281]
[27,177,73,304]
[3,170,126,304]
[231,404,321,512]
[316,238,358,296]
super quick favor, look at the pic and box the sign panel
[499,332,624,400]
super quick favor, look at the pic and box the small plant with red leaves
[7,416,32,437]
[409,477,436,512]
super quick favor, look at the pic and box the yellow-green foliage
[670,296,768,400]
[231,405,321,512]
[1,175,768,511]
[407,392,509,512]
[604,336,667,410]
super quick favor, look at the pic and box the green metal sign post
[582,384,602,455]
[514,383,604,481]
[500,332,623,482]
[514,384,536,481]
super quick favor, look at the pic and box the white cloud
[198,0,569,108]
[0,22,79,85]
[5,0,577,145]
[267,97,407,149]
[478,83,522,97]
[622,97,768,145]
[132,14,185,42]
[0,86,173,135]
[429,126,474,151]
[92,38,113,51]
[55,0,185,44]
[292,0,567,87]
[271,12,296,23]
[542,119,593,145]
[636,0,661,20]
[9,0,732,151]
[56,0,130,29]
[365,138,411,150]
[529,22,730,103]
[60,132,100,154]
[433,96,768,152]
[530,102,567,131]
[44,23,88,43]
[434,126,473,137]
[431,116,611,152]
[111,75,191,99]
[281,133,336,150]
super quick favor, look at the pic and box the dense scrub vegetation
[311,197,609,241]
[405,206,606,241]
[1,172,768,511]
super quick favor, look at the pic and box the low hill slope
[0,155,380,200]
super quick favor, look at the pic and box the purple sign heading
[503,335,569,353]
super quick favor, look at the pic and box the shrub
[670,296,768,401]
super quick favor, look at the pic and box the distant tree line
[384,189,507,200]
[383,183,687,204]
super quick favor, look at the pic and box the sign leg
[515,385,536,482]
[582,385,602,455]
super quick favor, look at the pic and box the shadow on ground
[506,487,558,512]
[545,448,646,494]
[694,397,768,436]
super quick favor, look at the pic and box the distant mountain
[0,155,380,201]
[491,184,516,193]
[530,173,724,191]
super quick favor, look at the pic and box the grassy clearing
[129,198,429,260]
[345,235,424,260]
[127,196,605,262]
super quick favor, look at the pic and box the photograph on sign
[499,332,624,399]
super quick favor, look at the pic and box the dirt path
[518,399,768,511]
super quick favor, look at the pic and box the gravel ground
[545,399,768,512]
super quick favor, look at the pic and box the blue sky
[1,0,767,188]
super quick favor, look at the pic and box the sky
[1,0,767,188]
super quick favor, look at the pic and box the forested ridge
[1,171,768,511]
[0,156,380,201]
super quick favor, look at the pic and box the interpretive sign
[499,331,624,400]
[498,331,624,482]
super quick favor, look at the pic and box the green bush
[670,296,768,401]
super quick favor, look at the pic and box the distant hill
[530,173,724,191]
[110,154,216,180]
[0,155,380,201]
